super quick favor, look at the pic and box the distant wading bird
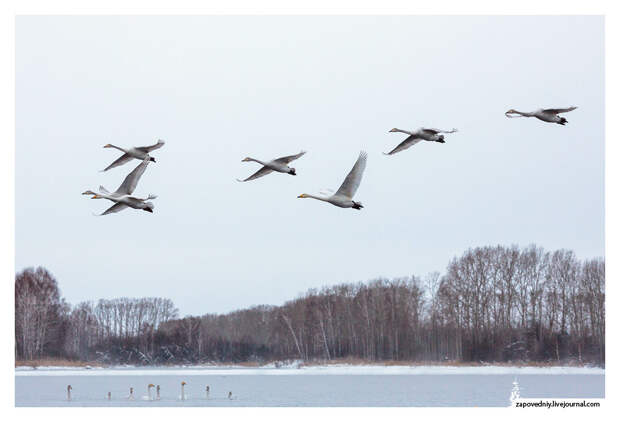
[237,151,306,182]
[505,107,577,125]
[67,385,72,401]
[102,139,165,172]
[298,151,367,210]
[384,127,458,155]
[82,157,156,215]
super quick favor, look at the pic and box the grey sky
[16,16,604,316]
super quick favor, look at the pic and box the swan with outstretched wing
[237,151,306,182]
[298,151,367,210]
[385,127,457,155]
[102,139,165,171]
[505,106,577,125]
[82,157,156,215]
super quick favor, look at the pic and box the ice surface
[14,364,605,377]
[15,366,604,407]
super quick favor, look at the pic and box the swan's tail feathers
[99,185,110,194]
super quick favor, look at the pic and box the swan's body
[102,139,165,172]
[145,383,155,401]
[67,385,72,401]
[505,107,577,125]
[385,127,457,155]
[82,157,156,215]
[298,151,367,210]
[237,151,306,182]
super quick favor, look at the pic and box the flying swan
[101,139,165,171]
[385,127,458,155]
[82,157,156,215]
[237,151,306,182]
[298,151,367,210]
[505,107,577,125]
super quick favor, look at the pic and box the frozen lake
[15,365,604,407]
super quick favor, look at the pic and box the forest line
[15,244,604,366]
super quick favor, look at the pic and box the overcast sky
[15,16,604,316]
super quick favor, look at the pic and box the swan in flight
[237,151,306,182]
[385,127,457,155]
[82,157,156,215]
[505,107,577,125]
[298,151,367,210]
[101,139,165,171]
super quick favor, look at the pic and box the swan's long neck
[305,194,330,202]
[245,157,266,165]
[392,128,415,135]
[106,144,127,152]
[512,110,533,117]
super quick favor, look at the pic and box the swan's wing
[335,151,367,199]
[383,136,423,155]
[100,202,129,216]
[102,153,133,172]
[424,128,458,134]
[542,106,577,114]
[114,157,150,195]
[273,151,306,164]
[237,166,274,182]
[136,139,165,153]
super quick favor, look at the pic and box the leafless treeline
[15,244,605,365]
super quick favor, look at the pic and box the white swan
[237,151,306,182]
[505,107,577,125]
[143,383,155,401]
[385,127,457,155]
[82,157,156,215]
[102,139,165,171]
[298,151,367,210]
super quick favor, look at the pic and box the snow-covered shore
[15,362,604,376]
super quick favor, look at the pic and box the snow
[14,363,604,377]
